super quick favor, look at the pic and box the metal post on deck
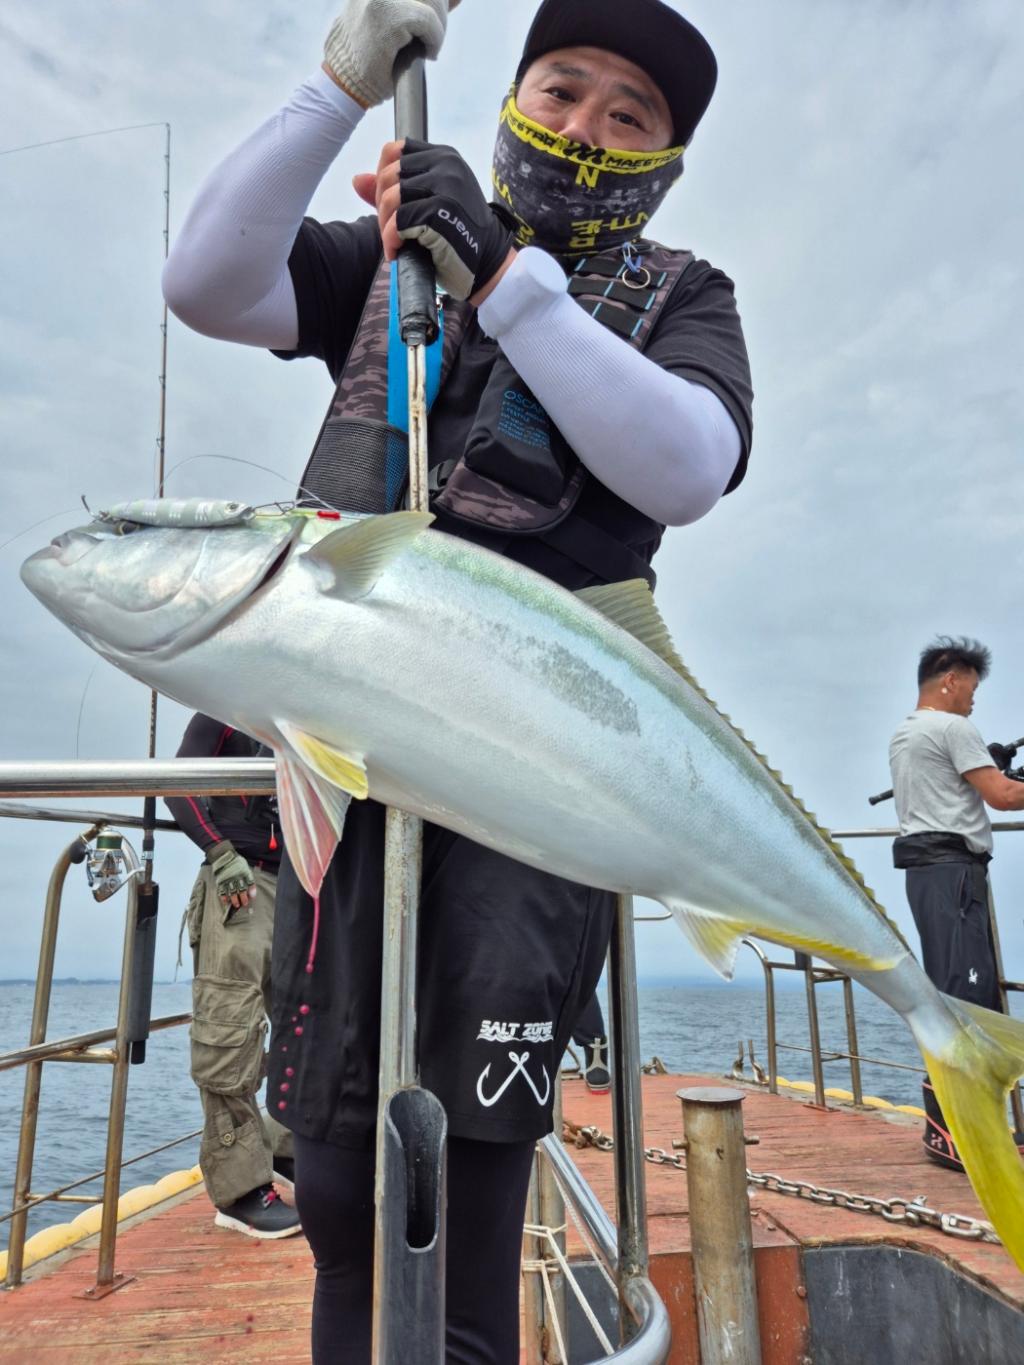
[841,975,864,1106]
[370,42,447,1364]
[608,895,650,1343]
[796,952,827,1106]
[680,1088,762,1365]
[524,1080,567,1364]
[5,831,95,1289]
[83,860,143,1298]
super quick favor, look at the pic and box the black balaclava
[490,89,685,258]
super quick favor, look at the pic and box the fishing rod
[5,119,171,1063]
[868,734,1024,805]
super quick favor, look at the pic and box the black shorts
[269,798,616,1147]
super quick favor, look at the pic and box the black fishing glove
[988,741,1017,773]
[396,140,514,301]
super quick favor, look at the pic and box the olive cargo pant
[187,863,293,1209]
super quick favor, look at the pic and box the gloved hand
[207,840,257,909]
[988,741,1018,773]
[395,140,515,300]
[324,0,461,110]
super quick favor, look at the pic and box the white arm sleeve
[477,248,742,526]
[161,69,364,350]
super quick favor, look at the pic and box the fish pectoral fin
[276,720,369,799]
[274,745,354,899]
[305,511,435,600]
[665,902,744,980]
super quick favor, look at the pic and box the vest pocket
[190,975,266,1096]
[462,356,574,506]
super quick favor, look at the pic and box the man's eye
[612,111,643,130]
[544,86,575,103]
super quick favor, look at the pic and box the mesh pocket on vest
[300,418,409,514]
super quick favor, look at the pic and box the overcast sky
[2,2,1024,1016]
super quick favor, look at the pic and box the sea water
[0,978,932,1250]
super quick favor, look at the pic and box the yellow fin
[272,744,353,899]
[277,720,369,799]
[920,997,1024,1272]
[666,901,745,979]
[307,510,434,600]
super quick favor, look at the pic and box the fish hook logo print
[475,1019,553,1108]
[476,1053,552,1109]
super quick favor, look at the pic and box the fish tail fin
[916,995,1024,1270]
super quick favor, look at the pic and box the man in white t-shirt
[889,635,1024,1168]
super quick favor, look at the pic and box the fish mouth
[48,529,104,563]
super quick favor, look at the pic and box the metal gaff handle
[393,42,439,347]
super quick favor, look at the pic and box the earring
[941,687,949,695]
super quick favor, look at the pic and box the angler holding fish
[153,1,751,1359]
[21,0,1024,1355]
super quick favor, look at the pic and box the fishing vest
[298,239,694,587]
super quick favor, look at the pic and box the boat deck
[1,1074,1021,1362]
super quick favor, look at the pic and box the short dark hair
[917,636,991,687]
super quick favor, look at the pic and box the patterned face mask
[490,92,685,257]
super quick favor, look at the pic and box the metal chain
[562,1120,1000,1245]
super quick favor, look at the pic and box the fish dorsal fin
[579,582,910,954]
[276,720,369,800]
[306,511,434,600]
[274,743,355,898]
[576,579,691,678]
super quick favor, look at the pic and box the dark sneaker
[583,1037,611,1094]
[272,1156,295,1185]
[215,1184,302,1239]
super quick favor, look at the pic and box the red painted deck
[1,1074,1021,1362]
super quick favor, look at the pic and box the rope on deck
[523,1219,615,1357]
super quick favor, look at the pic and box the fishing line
[0,508,86,557]
[0,122,169,158]
[74,662,101,759]
[159,452,333,511]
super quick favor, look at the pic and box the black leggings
[293,1131,536,1364]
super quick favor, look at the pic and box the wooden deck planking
[560,1073,1024,1305]
[1,1072,1022,1361]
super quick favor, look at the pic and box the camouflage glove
[396,141,514,300]
[324,0,461,110]
[207,840,256,906]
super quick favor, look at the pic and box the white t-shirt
[888,710,995,854]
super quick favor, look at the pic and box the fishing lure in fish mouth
[20,497,1024,1270]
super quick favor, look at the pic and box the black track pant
[293,1132,536,1364]
[571,990,607,1047]
[905,861,1001,1010]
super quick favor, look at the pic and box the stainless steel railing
[740,822,1024,1128]
[0,761,674,1360]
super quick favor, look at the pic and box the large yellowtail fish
[21,499,1024,1265]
